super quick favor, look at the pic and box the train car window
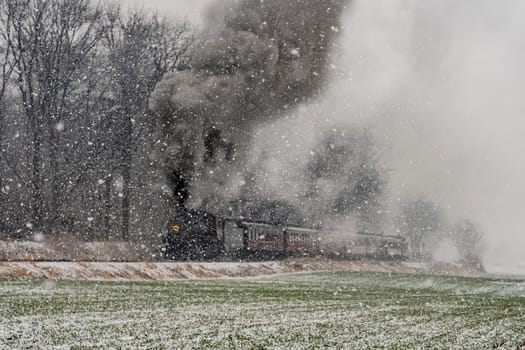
[249,227,259,241]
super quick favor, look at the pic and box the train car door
[222,219,244,257]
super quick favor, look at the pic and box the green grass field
[1,272,524,349]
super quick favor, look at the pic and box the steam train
[161,209,409,261]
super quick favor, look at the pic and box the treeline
[0,0,194,241]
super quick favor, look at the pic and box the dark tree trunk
[49,129,60,232]
[31,123,44,231]
[104,173,113,238]
[120,114,133,241]
[121,163,131,241]
[0,110,4,232]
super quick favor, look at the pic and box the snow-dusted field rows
[1,272,524,349]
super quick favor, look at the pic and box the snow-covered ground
[0,239,138,261]
[0,258,484,281]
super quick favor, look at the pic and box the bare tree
[0,0,15,228]
[398,198,443,260]
[452,218,484,268]
[101,7,194,240]
[4,0,104,232]
[0,0,14,113]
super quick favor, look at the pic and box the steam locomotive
[161,209,409,261]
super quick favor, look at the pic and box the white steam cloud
[257,0,525,272]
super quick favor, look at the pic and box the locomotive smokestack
[150,0,348,213]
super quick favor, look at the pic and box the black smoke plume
[150,0,348,216]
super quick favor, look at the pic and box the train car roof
[284,226,319,233]
[222,217,315,229]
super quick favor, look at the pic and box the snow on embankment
[0,239,139,261]
[0,259,483,281]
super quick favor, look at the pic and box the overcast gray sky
[118,0,214,23]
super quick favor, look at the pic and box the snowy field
[1,272,524,349]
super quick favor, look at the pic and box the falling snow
[0,0,524,348]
